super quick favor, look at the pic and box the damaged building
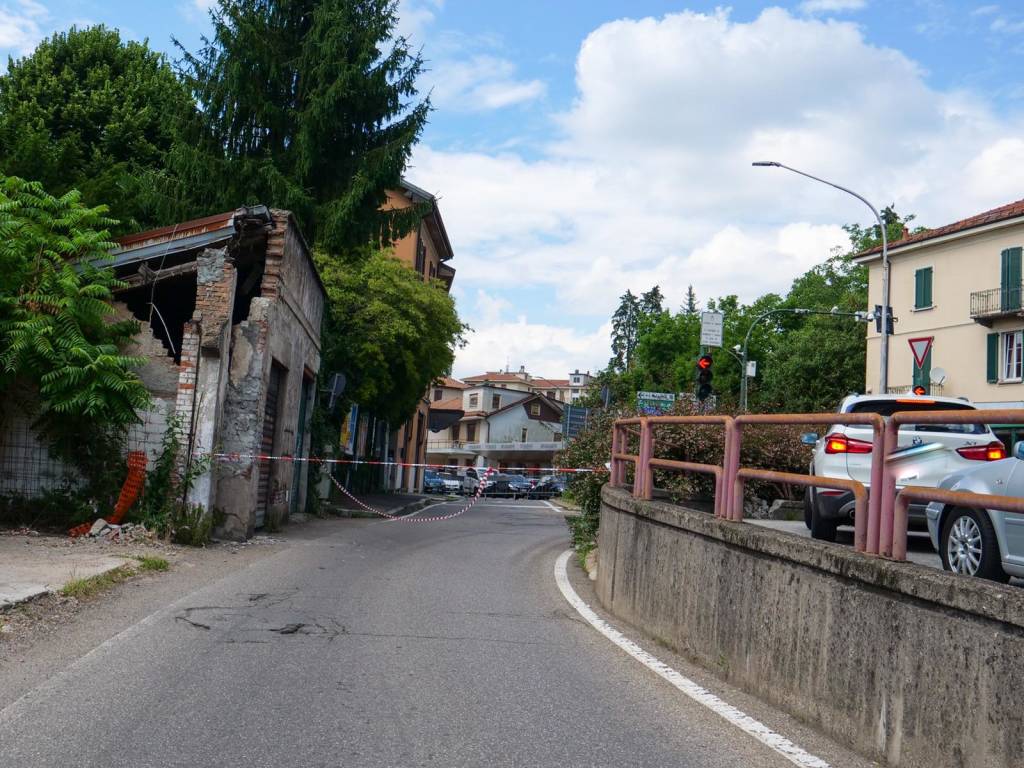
[0,206,325,539]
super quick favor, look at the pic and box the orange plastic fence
[68,451,148,537]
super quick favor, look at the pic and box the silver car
[926,442,1024,582]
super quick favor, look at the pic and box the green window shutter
[987,332,1000,383]
[914,267,933,309]
[1001,248,1022,311]
[912,347,932,390]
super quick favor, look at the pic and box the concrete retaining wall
[597,484,1024,768]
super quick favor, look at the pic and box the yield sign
[908,336,933,369]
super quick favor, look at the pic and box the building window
[530,403,541,416]
[491,394,501,410]
[914,267,933,309]
[546,390,555,398]
[1002,330,1023,381]
[468,393,478,409]
[572,376,581,384]
[466,422,477,441]
[571,388,579,395]
[521,427,528,442]
[450,424,460,441]
[415,233,426,274]
[433,388,442,401]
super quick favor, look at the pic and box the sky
[3,0,1024,380]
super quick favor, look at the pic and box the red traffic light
[912,385,927,396]
[697,354,713,370]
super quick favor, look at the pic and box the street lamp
[752,161,891,394]
[738,307,867,411]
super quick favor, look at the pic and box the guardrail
[613,407,1024,562]
[728,413,884,553]
[880,408,1024,558]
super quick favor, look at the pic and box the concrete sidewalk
[0,535,129,609]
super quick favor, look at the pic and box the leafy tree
[165,0,430,254]
[0,176,149,427]
[0,177,150,505]
[316,249,467,424]
[0,26,193,233]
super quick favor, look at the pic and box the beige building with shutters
[855,199,1024,411]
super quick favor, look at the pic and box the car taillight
[956,441,1007,461]
[823,432,873,454]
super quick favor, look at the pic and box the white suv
[804,394,1007,541]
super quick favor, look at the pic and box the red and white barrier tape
[210,452,606,474]
[329,467,496,523]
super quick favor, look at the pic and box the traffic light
[912,384,928,396]
[696,354,714,401]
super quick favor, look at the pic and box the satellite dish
[930,367,947,386]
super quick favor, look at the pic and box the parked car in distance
[439,472,462,494]
[462,467,488,495]
[423,469,446,494]
[483,473,515,498]
[926,441,1024,582]
[802,394,1006,542]
[506,474,533,496]
[527,475,567,499]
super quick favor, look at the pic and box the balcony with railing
[970,284,1024,326]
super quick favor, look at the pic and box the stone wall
[214,212,322,539]
[597,484,1024,768]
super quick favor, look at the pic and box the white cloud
[396,0,442,43]
[453,317,611,380]
[0,0,48,57]
[409,7,1024,375]
[427,54,545,111]
[798,0,867,14]
[972,4,1000,16]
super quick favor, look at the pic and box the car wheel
[940,507,1008,582]
[803,489,813,530]
[809,501,838,542]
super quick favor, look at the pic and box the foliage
[593,209,922,412]
[556,409,617,553]
[162,0,429,254]
[0,26,194,233]
[0,176,150,499]
[60,565,134,600]
[134,412,220,545]
[316,249,467,424]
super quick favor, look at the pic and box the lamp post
[738,307,868,411]
[753,161,890,394]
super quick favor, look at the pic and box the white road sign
[700,311,724,347]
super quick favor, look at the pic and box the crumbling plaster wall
[214,212,323,540]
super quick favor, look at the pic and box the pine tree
[163,0,430,253]
[639,285,665,316]
[684,285,699,316]
[610,290,641,371]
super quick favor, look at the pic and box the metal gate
[256,364,283,527]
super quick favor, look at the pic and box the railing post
[860,416,884,554]
[727,422,743,520]
[610,425,621,487]
[892,491,910,561]
[635,418,653,499]
[878,418,899,557]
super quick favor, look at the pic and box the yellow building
[384,181,456,492]
[855,199,1024,410]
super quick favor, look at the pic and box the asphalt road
[0,498,867,767]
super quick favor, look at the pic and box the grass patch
[133,555,169,572]
[575,540,596,570]
[60,565,135,600]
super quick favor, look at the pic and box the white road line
[554,550,831,768]
[542,500,560,512]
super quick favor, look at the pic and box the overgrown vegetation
[133,554,170,572]
[60,565,135,599]
[133,413,221,546]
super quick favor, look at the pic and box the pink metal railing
[728,413,885,553]
[613,408,1024,562]
[880,408,1024,558]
